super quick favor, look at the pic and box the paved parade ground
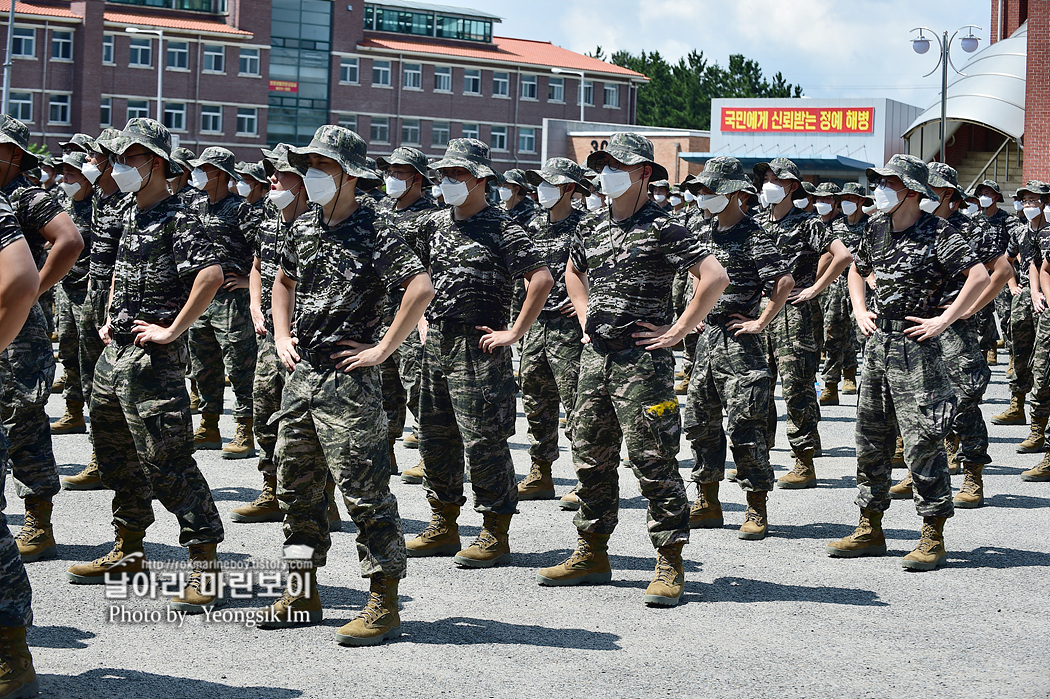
[7,352,1050,699]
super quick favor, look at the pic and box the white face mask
[441,176,478,207]
[1044,205,1050,220]
[111,161,148,194]
[431,185,443,200]
[699,194,729,214]
[1023,206,1042,221]
[599,166,635,200]
[873,185,901,213]
[81,162,102,185]
[919,198,940,214]
[536,182,562,209]
[840,201,858,216]
[268,187,296,211]
[303,167,340,206]
[862,203,877,215]
[669,196,682,207]
[758,191,769,208]
[497,186,514,203]
[190,168,210,190]
[1014,200,1024,211]
[762,182,787,205]
[965,202,979,217]
[585,193,603,211]
[683,191,696,203]
[792,197,810,209]
[979,195,994,209]
[236,180,252,197]
[384,175,408,200]
[59,181,81,198]
[39,170,50,183]
[653,193,666,203]
[814,202,833,216]
[166,176,179,194]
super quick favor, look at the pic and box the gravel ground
[7,350,1050,699]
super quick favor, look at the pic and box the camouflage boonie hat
[754,157,801,183]
[689,156,755,196]
[170,147,196,174]
[40,155,56,169]
[526,157,592,192]
[801,181,817,195]
[288,125,382,186]
[429,138,497,180]
[190,146,240,181]
[865,154,938,201]
[0,114,39,170]
[100,118,181,177]
[585,132,669,183]
[927,162,963,199]
[500,168,533,192]
[973,179,1002,200]
[647,179,671,192]
[61,151,89,172]
[1015,180,1050,199]
[59,133,100,155]
[838,182,872,202]
[261,143,290,176]
[814,182,840,197]
[377,146,432,183]
[236,160,268,184]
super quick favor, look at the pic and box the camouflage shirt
[754,206,832,291]
[854,211,977,320]
[199,193,254,277]
[527,207,587,313]
[374,194,438,323]
[254,205,299,335]
[1006,220,1039,287]
[1,174,64,267]
[507,197,538,228]
[0,194,25,252]
[676,205,707,235]
[983,208,1016,256]
[416,205,546,328]
[178,185,206,214]
[941,210,1000,304]
[89,190,133,287]
[61,196,94,291]
[571,200,711,343]
[280,204,426,350]
[239,198,268,253]
[701,213,789,318]
[831,214,868,257]
[108,196,218,336]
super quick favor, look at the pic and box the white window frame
[338,114,358,131]
[8,92,32,122]
[99,96,112,128]
[50,30,73,61]
[166,41,189,70]
[12,27,35,58]
[433,65,451,92]
[128,38,151,67]
[340,57,359,84]
[403,63,422,90]
[236,108,258,136]
[520,74,537,101]
[238,47,260,76]
[604,83,620,109]
[163,103,186,132]
[127,100,150,121]
[493,71,509,98]
[582,80,594,107]
[200,104,223,134]
[518,127,536,154]
[548,77,564,103]
[490,125,507,151]
[463,68,481,95]
[370,116,390,143]
[203,44,225,74]
[102,35,114,64]
[48,95,70,125]
[461,122,479,140]
[401,118,420,145]
[431,120,450,147]
[372,59,391,87]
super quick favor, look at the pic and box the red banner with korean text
[720,107,874,133]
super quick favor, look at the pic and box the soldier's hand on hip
[632,321,677,349]
[727,314,763,336]
[99,322,113,346]
[132,320,176,346]
[477,326,517,353]
[332,339,384,372]
[559,300,576,316]
[250,305,267,336]
[904,315,949,341]
[853,309,877,337]
[276,336,300,371]
[223,272,250,291]
[1033,292,1046,314]
[789,286,819,305]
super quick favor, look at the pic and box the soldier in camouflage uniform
[1018,183,1050,481]
[65,119,226,614]
[260,126,432,646]
[512,158,592,501]
[0,115,84,563]
[827,154,988,571]
[535,133,728,607]
[978,181,1017,361]
[681,157,793,539]
[648,179,672,212]
[186,147,258,458]
[753,158,852,489]
[404,139,552,570]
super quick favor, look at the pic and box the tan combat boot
[819,382,839,406]
[536,532,612,586]
[325,477,341,531]
[1021,451,1050,482]
[406,500,460,557]
[985,348,997,365]
[1006,355,1015,379]
[334,576,401,646]
[14,498,56,563]
[231,473,283,523]
[688,482,723,529]
[892,435,905,466]
[674,376,689,395]
[558,487,581,511]
[193,413,221,450]
[0,625,38,699]
[221,418,255,459]
[171,543,222,614]
[1017,415,1048,453]
[51,400,86,435]
[402,429,419,448]
[945,435,961,475]
[901,517,947,571]
[643,542,685,607]
[517,459,555,500]
[453,512,511,568]
[66,526,146,584]
[738,491,768,540]
[257,566,322,628]
[189,384,200,413]
[400,459,425,485]
[991,392,1027,426]
[51,371,66,394]
[778,450,817,489]
[826,509,887,557]
[841,368,858,395]
[889,471,913,499]
[62,453,103,491]
[954,464,984,508]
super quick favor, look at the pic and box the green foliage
[27,143,50,158]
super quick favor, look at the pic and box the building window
[102,35,114,64]
[51,31,73,60]
[463,69,480,95]
[48,95,70,124]
[435,15,492,42]
[433,66,451,92]
[372,59,391,86]
[127,100,150,121]
[237,108,258,135]
[401,118,420,144]
[403,63,421,90]
[203,44,225,73]
[239,47,260,76]
[12,28,34,58]
[432,121,449,147]
[370,116,389,142]
[200,104,222,133]
[461,122,479,140]
[548,77,564,102]
[99,97,111,127]
[490,125,507,151]
[604,84,620,108]
[129,38,152,67]
[340,57,359,84]
[493,71,509,97]
[163,103,186,131]
[338,114,358,132]
[520,74,537,100]
[364,6,435,36]
[518,127,536,153]
[8,93,32,122]
[582,80,594,106]
[167,41,189,69]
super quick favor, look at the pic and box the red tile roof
[105,11,253,37]
[0,1,80,19]
[359,34,648,81]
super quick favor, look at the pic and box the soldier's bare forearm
[36,213,84,297]
[761,274,796,328]
[162,264,224,340]
[377,273,434,359]
[272,271,296,341]
[565,262,589,333]
[509,266,554,340]
[0,239,39,352]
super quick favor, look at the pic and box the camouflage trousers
[976,304,1000,352]
[941,317,991,465]
[0,303,58,501]
[821,276,858,384]
[56,284,88,403]
[188,288,257,419]
[684,320,774,492]
[572,343,688,550]
[995,285,1014,350]
[253,333,286,477]
[0,428,33,628]
[78,284,109,416]
[855,328,955,518]
[672,269,698,376]
[1009,289,1035,395]
[764,299,821,455]
[519,312,582,464]
[380,327,423,442]
[91,339,223,546]
[274,356,405,577]
[1028,310,1050,420]
[419,321,518,514]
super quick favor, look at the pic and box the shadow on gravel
[56,462,89,476]
[984,492,1050,509]
[400,616,621,649]
[700,576,888,606]
[37,670,303,698]
[520,550,703,573]
[770,522,916,541]
[949,545,1050,569]
[210,486,260,502]
[29,625,95,649]
[815,446,856,458]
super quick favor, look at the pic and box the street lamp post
[126,27,164,126]
[911,25,981,163]
[551,67,585,123]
